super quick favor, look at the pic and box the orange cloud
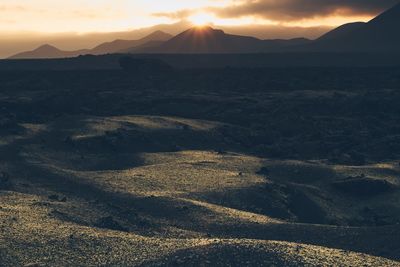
[208,0,399,21]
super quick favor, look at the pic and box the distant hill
[308,2,400,52]
[90,31,172,55]
[9,44,89,59]
[9,31,172,59]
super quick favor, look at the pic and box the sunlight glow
[189,13,215,26]
[0,0,376,34]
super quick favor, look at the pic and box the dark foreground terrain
[1,64,400,266]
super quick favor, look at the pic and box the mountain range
[8,2,400,59]
[89,31,172,55]
[9,45,90,60]
[10,31,172,59]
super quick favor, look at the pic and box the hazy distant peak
[88,30,172,55]
[152,30,165,34]
[35,44,60,52]
[9,44,85,59]
[140,30,172,41]
[147,30,172,37]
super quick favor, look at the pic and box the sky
[0,0,398,57]
[1,0,398,33]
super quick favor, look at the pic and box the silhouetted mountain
[90,31,172,55]
[155,27,264,53]
[317,22,366,41]
[9,44,89,59]
[309,2,400,52]
[138,27,310,54]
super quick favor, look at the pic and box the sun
[189,13,214,26]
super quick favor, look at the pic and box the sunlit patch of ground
[1,67,400,265]
[1,114,399,266]
[1,192,398,266]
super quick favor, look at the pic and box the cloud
[153,0,399,22]
[0,4,26,12]
[208,0,400,21]
[0,19,16,24]
[152,9,195,20]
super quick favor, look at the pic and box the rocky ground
[1,67,400,266]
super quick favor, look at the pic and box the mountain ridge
[306,2,400,52]
[316,22,366,41]
[9,31,173,59]
[10,44,90,59]
[8,2,400,58]
[90,31,172,55]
